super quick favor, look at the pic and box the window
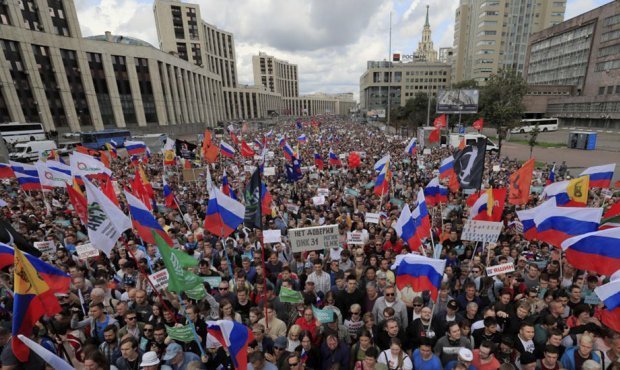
[599,86,605,95]
[604,14,620,27]
[608,86,614,95]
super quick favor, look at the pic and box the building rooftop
[85,33,156,48]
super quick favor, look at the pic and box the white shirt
[378,350,413,370]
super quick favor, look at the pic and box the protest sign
[263,229,282,244]
[202,275,222,289]
[347,232,365,245]
[345,188,360,197]
[493,165,500,172]
[365,213,380,224]
[486,262,515,277]
[289,224,339,252]
[317,188,330,197]
[266,151,275,159]
[76,243,100,260]
[584,294,601,305]
[286,203,300,214]
[312,196,325,206]
[229,164,239,175]
[148,269,170,290]
[34,241,56,256]
[461,220,503,243]
[244,165,257,173]
[312,305,334,324]
[423,148,431,155]
[602,188,613,199]
[264,167,276,176]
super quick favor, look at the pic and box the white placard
[317,188,330,197]
[34,240,56,256]
[254,155,262,161]
[229,165,239,175]
[266,151,275,159]
[148,269,169,290]
[602,188,613,199]
[263,167,276,176]
[286,203,300,214]
[365,213,381,224]
[289,224,340,253]
[263,229,282,244]
[75,243,100,260]
[423,148,431,155]
[347,232,365,245]
[339,154,346,160]
[244,165,257,173]
[486,262,515,277]
[492,165,500,172]
[312,195,325,206]
[461,220,503,243]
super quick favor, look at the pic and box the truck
[449,133,499,153]
[9,140,57,162]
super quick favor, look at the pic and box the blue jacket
[560,346,601,370]
[320,341,350,370]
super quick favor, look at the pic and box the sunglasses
[351,311,361,315]
[274,347,284,351]
[289,362,299,366]
[385,293,395,297]
[219,287,228,290]
[126,317,137,321]
[413,304,422,307]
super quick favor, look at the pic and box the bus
[0,122,46,144]
[80,129,131,149]
[510,118,559,134]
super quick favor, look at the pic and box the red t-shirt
[472,350,501,370]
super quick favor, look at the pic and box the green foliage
[390,92,436,131]
[479,68,527,156]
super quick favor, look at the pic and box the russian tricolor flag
[374,159,391,196]
[580,163,616,188]
[203,171,245,238]
[278,137,286,147]
[424,177,448,206]
[469,188,506,222]
[124,140,147,156]
[282,142,295,161]
[297,134,307,143]
[162,177,175,208]
[391,254,446,301]
[9,161,42,191]
[124,191,174,246]
[412,189,431,242]
[516,198,556,241]
[314,153,324,171]
[0,163,15,179]
[207,320,254,370]
[595,279,620,332]
[374,154,390,173]
[329,149,341,166]
[534,205,602,247]
[405,138,417,156]
[562,227,620,276]
[439,156,455,179]
[220,141,236,158]
[394,205,419,251]
[541,177,589,207]
[221,170,236,200]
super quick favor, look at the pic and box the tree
[479,68,527,157]
[528,126,540,158]
[390,92,436,135]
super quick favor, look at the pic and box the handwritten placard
[365,213,381,224]
[347,232,365,245]
[486,262,515,277]
[312,195,325,206]
[148,269,169,290]
[317,188,330,197]
[264,167,276,176]
[461,220,503,243]
[76,243,99,260]
[34,240,56,256]
[289,224,339,253]
[286,203,300,214]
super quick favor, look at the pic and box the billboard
[436,89,479,114]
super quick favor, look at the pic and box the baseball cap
[458,348,473,362]
[304,261,313,269]
[140,351,160,367]
[447,300,458,311]
[377,271,387,280]
[163,343,183,361]
[274,336,287,349]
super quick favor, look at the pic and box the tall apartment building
[452,0,565,84]
[523,1,620,129]
[0,0,224,132]
[252,52,299,97]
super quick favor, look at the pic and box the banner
[165,325,195,343]
[289,224,339,253]
[486,262,515,277]
[279,286,304,304]
[461,220,503,243]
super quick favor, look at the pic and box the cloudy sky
[75,0,609,101]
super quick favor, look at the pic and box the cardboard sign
[347,232,365,245]
[312,305,334,324]
[244,165,257,173]
[317,188,329,197]
[486,262,515,277]
[461,220,503,243]
[148,269,169,290]
[76,243,99,260]
[182,168,198,182]
[286,203,300,214]
[289,224,340,252]
[263,229,282,244]
[365,213,381,224]
[264,167,276,176]
[312,196,325,206]
[34,240,56,256]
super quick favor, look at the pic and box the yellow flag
[14,248,50,296]
[567,175,589,205]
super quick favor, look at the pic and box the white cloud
[74,0,606,102]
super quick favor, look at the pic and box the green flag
[312,305,334,324]
[279,286,304,304]
[165,324,195,343]
[152,231,205,299]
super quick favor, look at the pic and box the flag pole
[258,170,269,331]
[176,293,207,358]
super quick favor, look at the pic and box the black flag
[0,219,42,257]
[453,138,486,190]
[175,139,197,159]
[244,168,262,229]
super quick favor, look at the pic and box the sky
[74,0,610,101]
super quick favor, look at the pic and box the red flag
[348,152,361,169]
[184,159,192,169]
[458,137,466,150]
[473,118,484,131]
[131,170,153,211]
[508,158,535,205]
[466,191,484,207]
[241,140,256,158]
[102,176,120,207]
[473,188,507,222]
[202,130,219,164]
[66,182,88,225]
[98,150,111,169]
[433,114,447,128]
[429,128,440,143]
[448,173,460,193]
[230,131,239,146]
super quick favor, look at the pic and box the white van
[9,140,57,162]
[449,133,499,153]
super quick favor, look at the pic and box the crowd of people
[0,117,617,370]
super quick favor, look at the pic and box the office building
[252,52,299,98]
[0,0,224,133]
[523,1,620,129]
[452,0,565,84]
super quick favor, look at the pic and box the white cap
[139,351,160,367]
[458,347,473,362]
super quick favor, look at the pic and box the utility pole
[387,11,392,131]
